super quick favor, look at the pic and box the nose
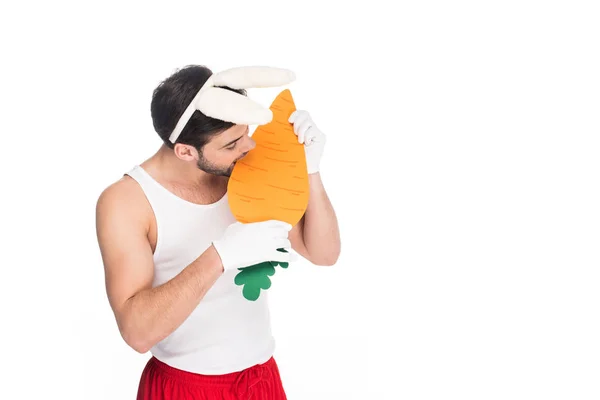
[245,136,256,152]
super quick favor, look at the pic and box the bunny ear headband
[168,66,296,143]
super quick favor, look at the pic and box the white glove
[212,220,293,271]
[289,110,326,174]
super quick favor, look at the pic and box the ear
[173,143,199,161]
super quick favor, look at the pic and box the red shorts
[136,356,287,400]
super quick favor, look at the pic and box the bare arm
[95,180,223,353]
[290,173,341,266]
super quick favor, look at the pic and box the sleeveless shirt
[125,165,275,374]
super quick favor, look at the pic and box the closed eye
[222,127,249,150]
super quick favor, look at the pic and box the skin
[95,124,341,353]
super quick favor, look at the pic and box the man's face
[196,124,256,177]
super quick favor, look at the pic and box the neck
[146,144,220,187]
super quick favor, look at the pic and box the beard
[196,152,246,177]
[196,157,234,177]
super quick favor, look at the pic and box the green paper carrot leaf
[271,248,289,269]
[235,249,292,301]
[234,261,276,301]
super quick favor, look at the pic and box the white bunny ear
[212,66,296,89]
[197,87,273,125]
[168,65,295,143]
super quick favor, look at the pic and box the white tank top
[125,165,275,375]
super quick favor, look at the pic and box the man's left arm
[287,110,341,266]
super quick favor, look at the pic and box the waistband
[147,356,276,388]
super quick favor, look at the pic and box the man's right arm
[95,180,224,353]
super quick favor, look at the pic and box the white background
[1,1,599,399]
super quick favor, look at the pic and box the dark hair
[150,65,246,150]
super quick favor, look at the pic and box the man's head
[150,65,255,176]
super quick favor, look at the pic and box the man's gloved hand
[289,110,326,174]
[212,220,293,272]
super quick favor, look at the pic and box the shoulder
[96,175,152,233]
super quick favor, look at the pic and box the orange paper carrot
[228,89,309,226]
[227,89,309,301]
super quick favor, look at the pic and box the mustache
[235,152,249,162]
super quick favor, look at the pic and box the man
[95,64,341,399]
